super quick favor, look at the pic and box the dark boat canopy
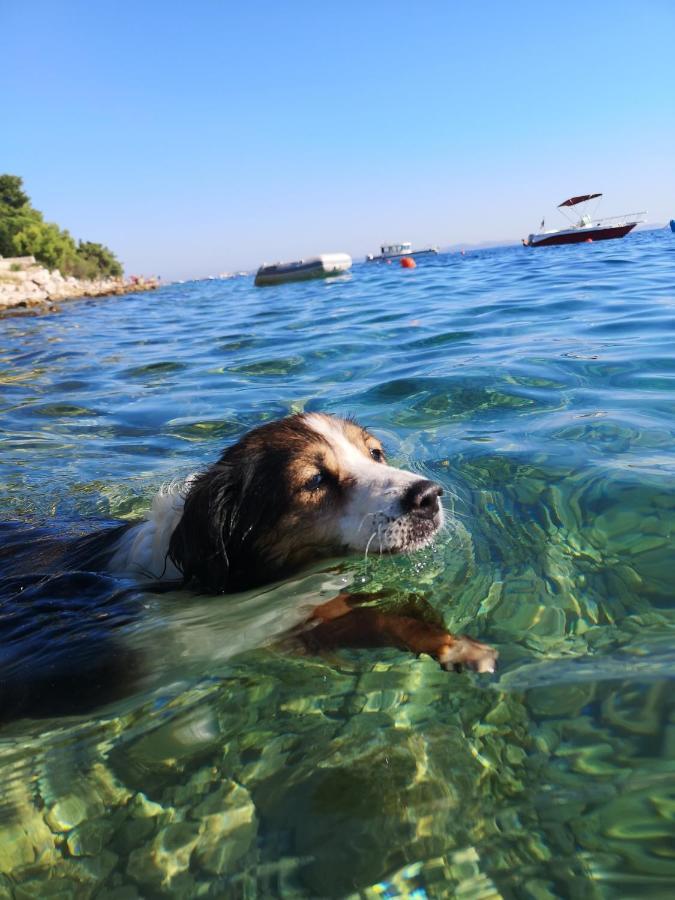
[558,193,602,208]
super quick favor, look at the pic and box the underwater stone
[189,780,250,819]
[532,722,562,755]
[72,850,119,883]
[526,682,595,718]
[45,795,92,832]
[475,580,504,618]
[190,781,257,876]
[0,823,37,872]
[126,821,201,889]
[614,563,642,588]
[169,766,220,809]
[629,534,668,556]
[0,814,60,876]
[192,808,257,876]
[593,509,642,539]
[528,604,567,637]
[13,878,86,900]
[505,745,527,766]
[236,733,301,787]
[75,850,119,885]
[66,818,115,857]
[113,816,157,856]
[128,791,165,819]
[87,763,133,808]
[484,699,514,727]
[161,871,200,899]
[111,706,222,798]
[96,886,141,900]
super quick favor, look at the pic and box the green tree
[0,206,42,258]
[0,173,124,278]
[0,174,30,210]
[76,240,123,278]
[11,220,79,272]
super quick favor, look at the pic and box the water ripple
[0,229,674,895]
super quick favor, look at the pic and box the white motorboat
[366,242,439,262]
[523,194,646,247]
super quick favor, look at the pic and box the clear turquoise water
[0,230,674,897]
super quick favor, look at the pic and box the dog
[0,413,496,722]
[100,412,497,674]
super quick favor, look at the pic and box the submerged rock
[66,818,115,857]
[126,821,201,890]
[190,781,257,876]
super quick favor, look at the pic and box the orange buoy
[586,238,593,242]
[400,256,416,268]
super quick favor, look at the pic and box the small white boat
[366,242,439,262]
[254,253,352,286]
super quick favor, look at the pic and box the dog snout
[401,479,443,519]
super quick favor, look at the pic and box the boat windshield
[381,243,412,255]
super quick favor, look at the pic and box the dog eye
[370,447,385,463]
[305,472,324,490]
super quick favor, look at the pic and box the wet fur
[1,414,496,723]
[157,413,496,673]
[165,413,444,592]
[168,416,332,592]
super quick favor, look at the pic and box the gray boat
[254,253,352,286]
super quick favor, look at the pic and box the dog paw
[436,635,498,674]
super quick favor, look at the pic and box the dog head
[168,413,444,592]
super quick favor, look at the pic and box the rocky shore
[0,256,158,317]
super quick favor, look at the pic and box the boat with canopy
[523,194,646,247]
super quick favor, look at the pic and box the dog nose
[402,479,443,519]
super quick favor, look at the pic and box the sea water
[0,230,673,897]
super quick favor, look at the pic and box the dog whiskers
[442,498,467,523]
[364,531,377,562]
[442,486,463,504]
[357,512,378,534]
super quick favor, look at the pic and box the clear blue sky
[4,1,674,279]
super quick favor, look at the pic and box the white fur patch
[108,478,194,580]
[303,414,444,552]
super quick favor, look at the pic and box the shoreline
[0,256,159,319]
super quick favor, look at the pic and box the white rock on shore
[0,256,158,315]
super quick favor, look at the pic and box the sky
[3,1,674,280]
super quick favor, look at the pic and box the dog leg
[301,594,497,674]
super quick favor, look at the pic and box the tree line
[0,174,122,279]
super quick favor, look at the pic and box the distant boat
[254,253,351,287]
[366,242,439,262]
[523,194,646,247]
[670,219,675,233]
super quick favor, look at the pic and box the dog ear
[168,464,241,593]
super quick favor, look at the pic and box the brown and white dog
[106,413,497,673]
